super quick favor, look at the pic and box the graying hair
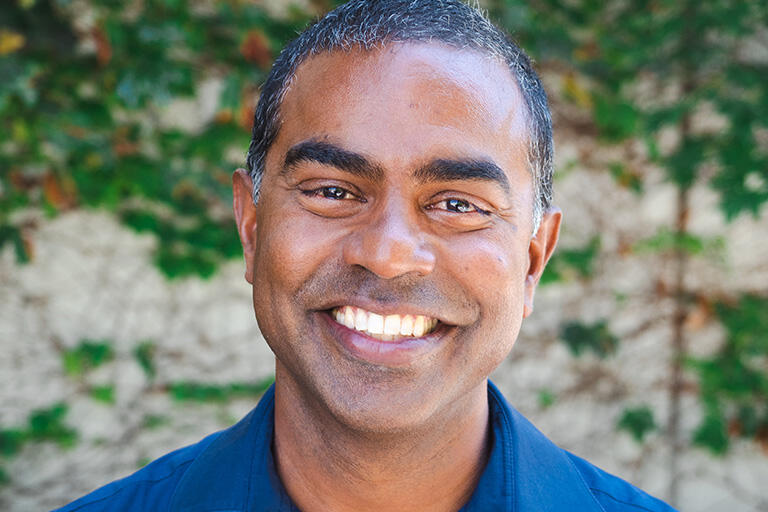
[246,0,553,233]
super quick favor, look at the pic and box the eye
[297,182,366,218]
[429,198,490,215]
[303,186,358,201]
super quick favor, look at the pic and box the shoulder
[485,381,677,512]
[565,452,677,512]
[52,431,221,512]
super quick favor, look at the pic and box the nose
[342,200,436,279]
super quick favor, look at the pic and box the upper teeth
[332,306,438,340]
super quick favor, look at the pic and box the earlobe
[522,207,562,318]
[232,168,259,284]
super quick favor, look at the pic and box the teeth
[400,315,414,336]
[344,306,355,329]
[413,315,426,337]
[384,315,400,335]
[332,307,439,340]
[354,308,368,331]
[367,313,384,334]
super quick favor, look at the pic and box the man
[58,1,676,511]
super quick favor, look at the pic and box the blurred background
[1,0,767,510]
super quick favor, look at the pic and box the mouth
[331,305,440,341]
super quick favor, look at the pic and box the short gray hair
[246,0,553,232]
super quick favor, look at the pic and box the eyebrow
[282,140,510,193]
[282,140,384,181]
[413,158,510,193]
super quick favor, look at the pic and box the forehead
[271,42,529,179]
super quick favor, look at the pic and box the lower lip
[320,312,447,366]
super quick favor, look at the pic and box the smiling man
[57,1,676,511]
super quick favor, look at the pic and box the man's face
[234,43,560,432]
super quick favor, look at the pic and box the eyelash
[429,198,491,216]
[301,186,363,202]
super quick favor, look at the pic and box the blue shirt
[55,382,676,511]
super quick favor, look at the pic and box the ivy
[89,385,116,405]
[689,295,768,454]
[0,0,312,278]
[62,340,114,377]
[537,389,556,409]
[541,236,601,284]
[26,403,78,448]
[617,406,657,443]
[133,341,157,380]
[168,377,274,404]
[560,320,618,358]
[0,404,78,488]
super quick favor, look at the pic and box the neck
[272,369,491,512]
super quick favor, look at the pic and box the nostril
[342,226,435,280]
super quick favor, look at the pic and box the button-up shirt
[56,382,676,511]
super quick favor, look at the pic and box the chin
[311,368,473,436]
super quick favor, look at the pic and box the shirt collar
[171,381,602,512]
[462,381,603,511]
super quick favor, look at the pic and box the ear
[232,168,259,284]
[523,207,562,318]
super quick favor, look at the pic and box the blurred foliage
[491,0,768,219]
[633,228,724,257]
[618,405,657,443]
[27,403,78,447]
[89,385,115,404]
[62,339,114,376]
[168,377,274,403]
[133,340,157,380]
[142,414,169,430]
[537,388,556,409]
[560,320,618,358]
[541,236,600,284]
[0,0,315,278]
[0,403,78,487]
[689,295,768,454]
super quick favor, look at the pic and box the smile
[331,306,439,341]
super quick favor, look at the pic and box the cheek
[452,234,527,311]
[447,234,528,361]
[254,208,336,291]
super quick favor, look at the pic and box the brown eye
[302,186,355,200]
[445,198,473,213]
[433,198,490,215]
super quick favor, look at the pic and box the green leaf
[693,409,730,455]
[26,403,78,448]
[592,94,639,141]
[142,414,169,430]
[133,341,156,380]
[62,341,114,376]
[633,228,723,256]
[617,406,656,442]
[169,377,274,404]
[541,236,600,284]
[664,136,708,189]
[608,162,643,194]
[537,389,556,409]
[0,429,26,457]
[560,320,618,358]
[90,385,115,404]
